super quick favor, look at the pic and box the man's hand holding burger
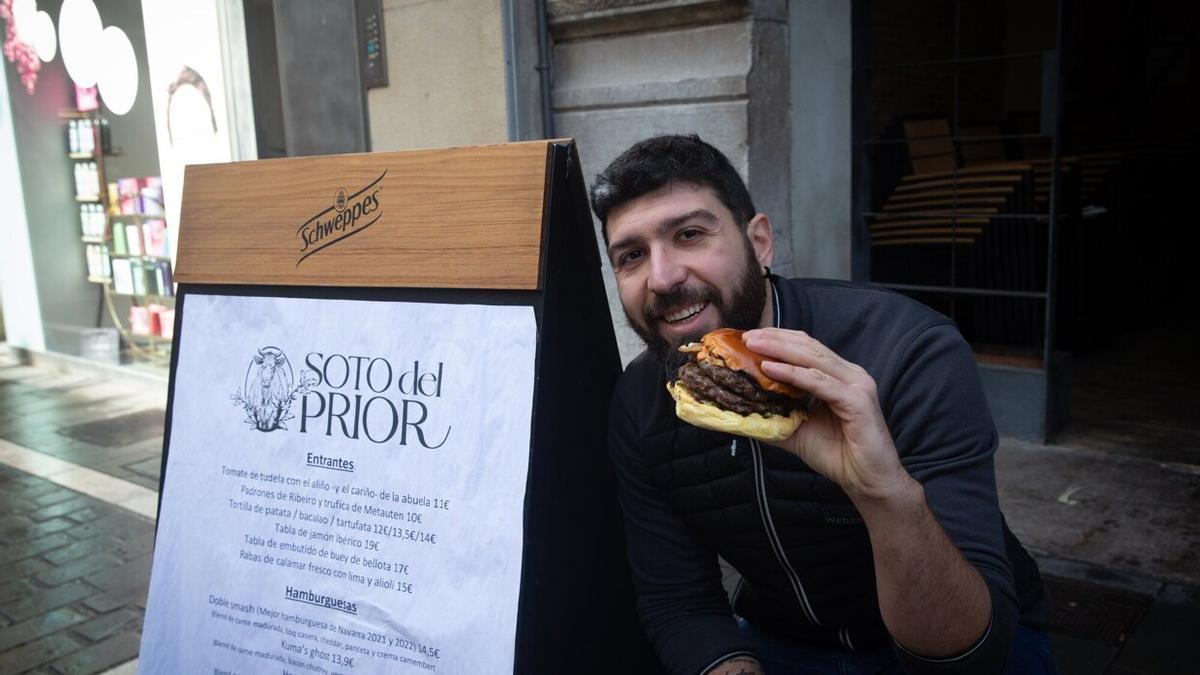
[741,328,917,504]
[739,327,994,660]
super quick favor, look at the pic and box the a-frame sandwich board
[139,140,660,674]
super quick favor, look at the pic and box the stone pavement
[996,438,1200,674]
[0,342,1197,674]
[0,463,154,674]
[0,345,163,674]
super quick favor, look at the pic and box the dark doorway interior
[1061,312,1200,464]
[857,0,1200,452]
[242,0,371,158]
[243,0,287,159]
[1052,1,1200,459]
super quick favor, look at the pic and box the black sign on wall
[359,0,388,89]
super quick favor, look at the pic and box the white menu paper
[140,294,537,674]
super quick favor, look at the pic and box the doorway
[854,0,1200,450]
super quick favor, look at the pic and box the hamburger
[666,328,808,442]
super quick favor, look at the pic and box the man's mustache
[644,285,718,323]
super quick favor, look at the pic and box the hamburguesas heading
[299,353,451,449]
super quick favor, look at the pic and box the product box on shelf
[131,260,149,296]
[154,260,174,296]
[68,120,79,153]
[73,162,100,199]
[117,177,142,214]
[143,220,168,257]
[86,245,109,279]
[147,303,170,336]
[129,306,151,335]
[79,204,105,239]
[112,221,127,255]
[142,177,165,216]
[125,223,143,256]
[67,119,96,155]
[111,258,134,294]
[75,85,99,112]
[159,309,175,339]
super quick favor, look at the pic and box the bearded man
[592,135,1055,675]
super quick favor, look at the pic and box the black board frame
[155,141,660,673]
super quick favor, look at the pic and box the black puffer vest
[637,348,888,651]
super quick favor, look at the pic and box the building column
[789,0,853,280]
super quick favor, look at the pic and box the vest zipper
[749,438,820,625]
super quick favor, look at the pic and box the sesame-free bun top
[684,328,806,399]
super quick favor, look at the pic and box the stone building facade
[544,0,852,360]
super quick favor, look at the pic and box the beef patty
[676,361,801,417]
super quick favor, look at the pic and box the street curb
[1035,554,1169,596]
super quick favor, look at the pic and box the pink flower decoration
[1,0,41,94]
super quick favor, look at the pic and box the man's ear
[747,213,774,268]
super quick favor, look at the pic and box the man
[591,135,1053,674]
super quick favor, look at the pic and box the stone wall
[367,0,510,152]
[548,0,792,363]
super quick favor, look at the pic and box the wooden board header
[174,140,563,289]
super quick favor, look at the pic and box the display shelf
[125,330,171,341]
[109,291,175,302]
[74,108,111,286]
[110,252,173,260]
[114,329,172,364]
[66,107,174,366]
[67,149,121,158]
[100,279,174,366]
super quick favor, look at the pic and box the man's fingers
[761,360,859,412]
[745,328,862,384]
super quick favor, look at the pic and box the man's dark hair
[589,134,756,243]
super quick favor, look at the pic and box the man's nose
[646,247,686,294]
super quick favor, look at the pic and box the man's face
[605,182,771,362]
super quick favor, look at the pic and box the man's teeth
[665,303,706,323]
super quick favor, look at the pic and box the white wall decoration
[97,25,137,115]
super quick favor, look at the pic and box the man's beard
[625,241,767,366]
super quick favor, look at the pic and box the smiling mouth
[663,303,707,324]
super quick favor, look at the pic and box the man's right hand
[709,655,764,675]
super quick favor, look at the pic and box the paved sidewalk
[996,438,1199,674]
[0,346,162,674]
[0,464,153,674]
[0,343,1197,674]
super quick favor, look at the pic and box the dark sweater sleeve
[883,322,1018,675]
[608,383,758,675]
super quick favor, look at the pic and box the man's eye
[618,250,644,266]
[678,228,702,241]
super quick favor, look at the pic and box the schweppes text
[296,170,387,266]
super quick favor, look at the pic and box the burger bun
[667,382,806,443]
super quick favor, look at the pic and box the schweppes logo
[296,170,387,266]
